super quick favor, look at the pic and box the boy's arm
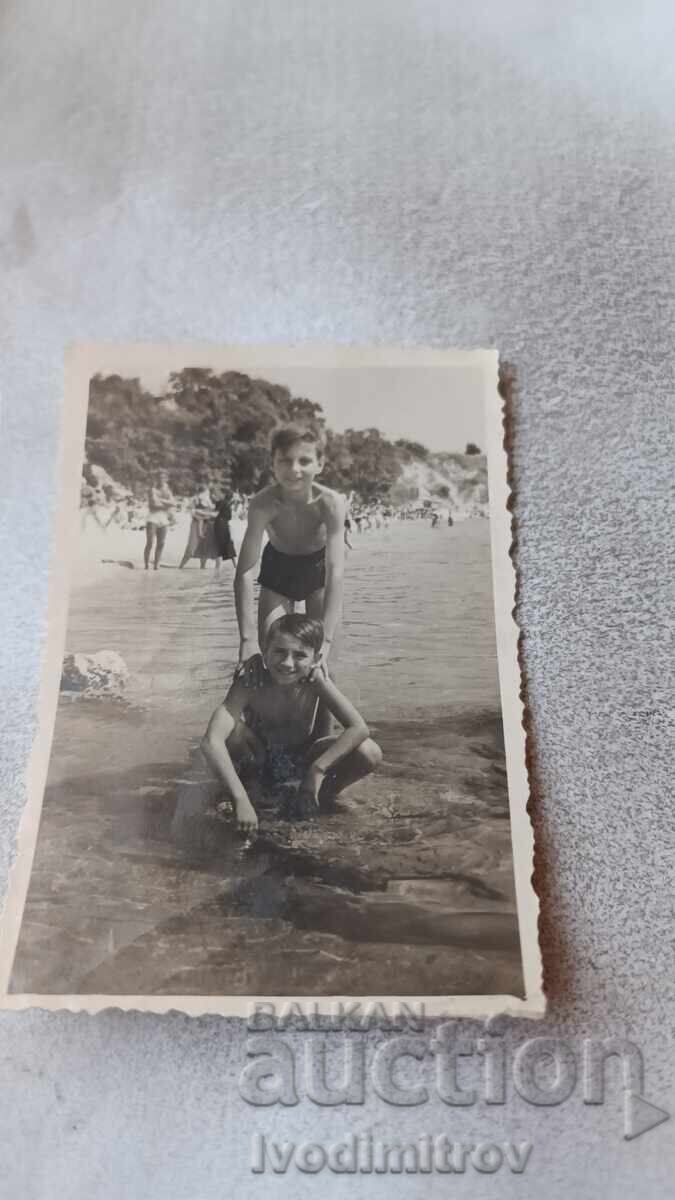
[321,494,347,651]
[234,497,269,661]
[307,673,370,774]
[200,682,258,833]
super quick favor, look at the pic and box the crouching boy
[201,614,382,835]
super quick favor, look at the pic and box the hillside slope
[393,454,489,519]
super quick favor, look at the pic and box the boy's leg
[304,587,324,622]
[224,720,265,769]
[306,735,383,803]
[257,586,294,648]
[305,588,340,667]
[144,523,155,568]
[154,525,168,569]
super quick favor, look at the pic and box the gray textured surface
[1,1,674,1196]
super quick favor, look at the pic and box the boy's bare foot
[235,794,259,837]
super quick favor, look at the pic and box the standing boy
[234,424,345,667]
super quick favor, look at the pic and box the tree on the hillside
[86,369,437,502]
[465,442,482,455]
[322,427,402,500]
[394,439,428,461]
[285,396,325,427]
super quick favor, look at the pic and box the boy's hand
[234,793,259,837]
[310,642,331,680]
[309,660,328,684]
[234,649,266,688]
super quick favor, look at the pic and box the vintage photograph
[0,346,541,1014]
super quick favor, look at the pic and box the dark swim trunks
[257,541,326,601]
[239,699,321,821]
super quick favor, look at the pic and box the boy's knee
[359,738,383,771]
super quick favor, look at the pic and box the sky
[135,363,487,453]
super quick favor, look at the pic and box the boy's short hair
[270,423,326,458]
[265,613,324,655]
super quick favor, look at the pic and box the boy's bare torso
[240,676,319,748]
[255,483,340,554]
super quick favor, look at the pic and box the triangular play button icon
[624,1091,670,1140]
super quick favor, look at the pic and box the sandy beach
[11,516,522,997]
[74,508,247,583]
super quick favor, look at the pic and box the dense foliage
[86,368,482,502]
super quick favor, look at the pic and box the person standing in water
[179,480,219,569]
[234,424,345,669]
[144,470,175,570]
[213,493,238,568]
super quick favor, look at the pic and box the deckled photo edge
[485,366,544,1016]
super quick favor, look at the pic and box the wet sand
[10,520,523,997]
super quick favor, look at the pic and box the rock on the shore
[60,650,129,697]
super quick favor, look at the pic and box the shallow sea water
[11,520,523,998]
[54,519,500,769]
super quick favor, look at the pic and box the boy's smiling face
[272,439,323,493]
[265,630,320,685]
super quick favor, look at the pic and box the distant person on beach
[234,424,345,669]
[213,494,237,568]
[200,614,382,835]
[343,516,353,550]
[100,483,123,529]
[179,481,219,569]
[145,470,175,570]
[82,481,121,531]
[80,477,98,531]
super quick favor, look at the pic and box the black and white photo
[0,345,541,1015]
